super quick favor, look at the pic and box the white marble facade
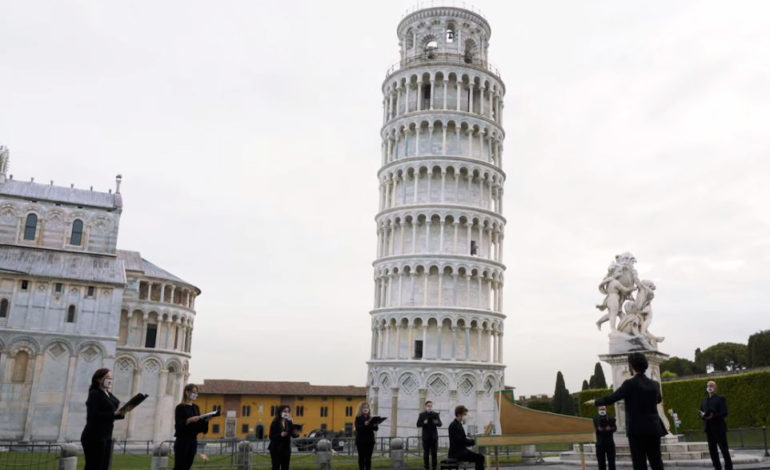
[368,7,506,437]
[0,146,200,442]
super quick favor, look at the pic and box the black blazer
[593,415,617,445]
[81,389,124,440]
[417,411,442,441]
[354,415,378,445]
[595,373,662,437]
[448,419,474,458]
[268,418,297,453]
[174,403,209,442]
[700,394,728,433]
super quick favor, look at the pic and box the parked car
[293,429,346,452]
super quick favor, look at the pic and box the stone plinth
[598,349,671,435]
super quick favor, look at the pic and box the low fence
[679,427,770,456]
[0,443,77,470]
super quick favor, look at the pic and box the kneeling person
[448,406,484,470]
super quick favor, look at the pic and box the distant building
[0,146,200,442]
[196,380,367,439]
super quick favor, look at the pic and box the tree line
[661,329,770,377]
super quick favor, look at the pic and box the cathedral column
[440,170,447,203]
[384,325,391,358]
[453,222,459,253]
[425,220,431,252]
[395,323,401,359]
[126,367,142,439]
[442,127,447,154]
[58,353,78,441]
[390,387,399,437]
[468,128,474,156]
[443,80,448,109]
[153,368,169,442]
[397,272,403,305]
[437,271,444,306]
[437,323,444,359]
[416,81,423,111]
[423,272,429,306]
[498,332,504,363]
[399,221,406,254]
[451,327,458,359]
[438,221,445,253]
[410,272,416,305]
[413,170,420,203]
[395,85,401,116]
[464,325,471,360]
[468,84,474,113]
[422,325,428,358]
[384,178,391,209]
[414,126,420,156]
[412,223,418,254]
[405,82,410,113]
[456,82,462,111]
[479,87,485,115]
[22,352,45,440]
[429,80,435,110]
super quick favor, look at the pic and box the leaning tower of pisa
[367,5,507,437]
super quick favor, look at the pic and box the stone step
[558,449,753,467]
[561,449,734,462]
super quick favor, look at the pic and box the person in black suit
[593,406,617,470]
[173,383,209,470]
[700,380,732,470]
[269,405,299,470]
[417,400,442,470]
[80,368,125,470]
[586,353,665,470]
[448,405,484,470]
[354,402,378,470]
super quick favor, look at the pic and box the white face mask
[281,412,290,419]
[426,406,433,412]
[598,410,607,416]
[706,386,714,394]
[461,414,468,424]
[103,378,113,390]
[189,392,198,401]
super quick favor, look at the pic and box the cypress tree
[582,379,590,391]
[592,362,607,388]
[552,371,573,415]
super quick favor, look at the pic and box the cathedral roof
[198,379,367,397]
[0,180,121,210]
[0,245,126,285]
[117,250,199,291]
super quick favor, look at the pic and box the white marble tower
[367,5,507,437]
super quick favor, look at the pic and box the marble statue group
[595,252,664,350]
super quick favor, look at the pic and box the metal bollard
[151,443,170,470]
[317,439,333,470]
[390,438,404,470]
[58,443,78,470]
[237,441,252,470]
[521,444,537,464]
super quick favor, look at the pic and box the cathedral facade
[367,6,507,437]
[0,146,200,442]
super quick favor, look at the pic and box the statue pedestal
[598,348,671,435]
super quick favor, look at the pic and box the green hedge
[660,369,770,429]
[578,370,770,430]
[578,388,613,418]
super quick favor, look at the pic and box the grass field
[0,451,530,470]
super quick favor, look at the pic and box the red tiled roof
[198,379,367,397]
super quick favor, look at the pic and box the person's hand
[114,410,125,418]
[424,419,429,424]
[364,419,370,426]
[281,431,288,437]
[583,400,595,406]
[191,416,201,423]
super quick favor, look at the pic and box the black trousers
[174,439,198,470]
[356,441,375,470]
[454,449,485,470]
[81,436,113,470]
[270,449,291,470]
[423,438,438,470]
[596,442,616,470]
[706,429,733,470]
[628,435,663,470]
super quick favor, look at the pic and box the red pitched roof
[198,379,367,396]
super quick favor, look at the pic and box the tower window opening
[414,340,423,359]
[23,213,37,240]
[145,323,158,348]
[55,283,63,293]
[0,298,8,317]
[470,240,478,256]
[70,219,84,246]
[424,40,438,59]
[66,305,76,323]
[20,280,29,291]
[446,29,455,43]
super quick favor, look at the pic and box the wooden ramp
[497,391,594,434]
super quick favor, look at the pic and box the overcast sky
[1,0,768,397]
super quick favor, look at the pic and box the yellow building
[196,380,367,440]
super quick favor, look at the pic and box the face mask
[598,410,607,416]
[189,393,198,401]
[461,415,468,424]
[281,412,290,419]
[103,378,113,390]
[426,406,432,412]
[706,387,714,394]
